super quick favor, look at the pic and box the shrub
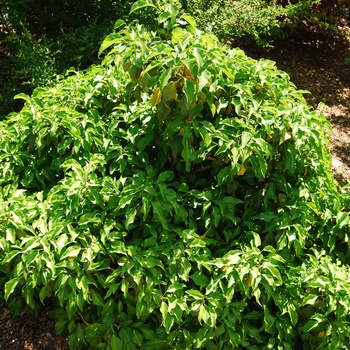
[0,24,112,118]
[182,0,349,46]
[0,0,134,118]
[1,1,350,348]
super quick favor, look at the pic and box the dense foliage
[1,1,350,348]
[183,0,350,46]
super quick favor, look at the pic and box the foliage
[1,0,350,348]
[182,0,350,46]
[0,0,135,118]
[0,23,112,118]
[0,0,132,37]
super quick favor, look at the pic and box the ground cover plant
[1,0,350,348]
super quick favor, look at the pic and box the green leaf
[287,302,298,326]
[91,289,104,306]
[193,48,203,69]
[197,70,211,93]
[98,33,122,56]
[130,0,159,14]
[4,278,20,301]
[172,27,185,45]
[55,234,68,256]
[143,339,167,349]
[22,236,41,252]
[265,264,282,285]
[166,282,184,294]
[198,304,210,324]
[181,14,196,28]
[157,170,173,184]
[300,318,319,332]
[183,79,196,109]
[178,258,191,281]
[241,131,252,148]
[159,69,173,91]
[217,166,231,185]
[108,240,128,255]
[186,289,204,300]
[60,245,81,260]
[144,256,164,269]
[2,250,21,265]
[139,326,157,340]
[125,207,138,229]
[181,142,196,172]
[151,200,168,228]
[133,329,143,347]
[190,271,209,288]
[114,19,126,29]
[263,305,275,332]
[14,92,31,102]
[39,285,50,303]
[120,327,133,345]
[109,334,122,349]
[160,301,174,332]
[142,196,151,221]
[121,279,129,298]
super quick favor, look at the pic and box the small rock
[332,158,343,168]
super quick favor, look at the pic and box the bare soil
[0,303,69,350]
[0,24,349,350]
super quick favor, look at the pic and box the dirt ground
[0,23,349,350]
[0,303,69,350]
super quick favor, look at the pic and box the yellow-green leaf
[150,88,162,106]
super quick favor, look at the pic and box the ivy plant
[0,0,349,349]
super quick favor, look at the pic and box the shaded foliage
[0,0,134,118]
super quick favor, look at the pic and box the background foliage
[0,0,134,117]
[183,0,349,46]
[0,1,350,349]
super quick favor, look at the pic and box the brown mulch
[0,23,350,350]
[0,303,69,349]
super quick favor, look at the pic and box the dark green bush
[1,0,131,37]
[1,1,350,349]
[0,23,112,118]
[0,0,135,118]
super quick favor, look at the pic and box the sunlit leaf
[183,79,196,109]
[60,246,81,260]
[4,278,20,301]
[197,70,211,93]
[172,27,185,45]
[181,14,196,28]
[130,0,159,14]
[186,289,204,300]
[98,33,122,56]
